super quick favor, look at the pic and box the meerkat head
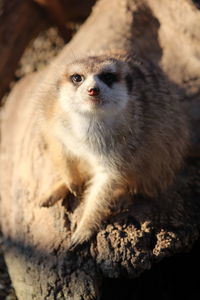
[57,56,133,118]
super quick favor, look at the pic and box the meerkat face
[58,56,133,118]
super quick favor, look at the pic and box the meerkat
[39,54,189,247]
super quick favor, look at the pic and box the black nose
[87,87,100,96]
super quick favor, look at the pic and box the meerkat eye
[71,74,84,84]
[99,72,118,87]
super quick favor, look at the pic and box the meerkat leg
[40,155,84,207]
[61,158,84,197]
[70,172,123,247]
[48,136,85,192]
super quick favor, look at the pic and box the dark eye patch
[98,72,118,87]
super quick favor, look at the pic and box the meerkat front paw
[68,183,84,198]
[69,206,96,249]
[69,225,93,250]
[69,208,104,249]
[70,202,85,232]
[40,182,69,207]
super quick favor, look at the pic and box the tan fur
[39,54,189,247]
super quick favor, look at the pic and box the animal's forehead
[67,57,123,74]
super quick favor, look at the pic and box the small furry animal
[39,54,189,247]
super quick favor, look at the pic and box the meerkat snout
[87,87,100,97]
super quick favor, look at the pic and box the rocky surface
[1,158,199,300]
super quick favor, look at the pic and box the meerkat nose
[87,87,100,97]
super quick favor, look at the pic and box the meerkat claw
[39,183,68,207]
[69,226,93,250]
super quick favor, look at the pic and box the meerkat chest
[55,116,118,167]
